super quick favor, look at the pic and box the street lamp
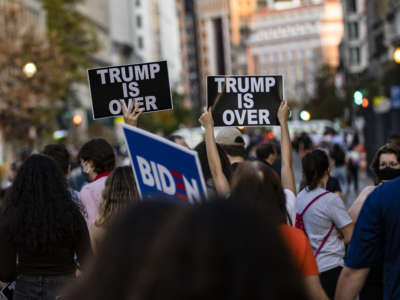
[23,62,37,78]
[394,48,400,64]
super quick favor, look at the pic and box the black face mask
[377,167,400,181]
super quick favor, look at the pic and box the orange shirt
[280,224,319,277]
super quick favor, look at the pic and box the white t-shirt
[296,187,352,272]
[284,189,296,225]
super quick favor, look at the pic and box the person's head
[78,138,116,181]
[42,144,71,175]
[168,135,189,148]
[194,141,232,187]
[302,149,330,190]
[64,199,308,300]
[9,161,21,182]
[215,127,246,159]
[231,160,287,224]
[2,154,83,252]
[388,134,400,148]
[370,143,400,183]
[255,142,278,165]
[95,166,140,227]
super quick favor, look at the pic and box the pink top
[80,176,108,227]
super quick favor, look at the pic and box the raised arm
[278,100,296,195]
[199,108,230,197]
[120,100,143,127]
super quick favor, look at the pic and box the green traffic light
[353,90,363,105]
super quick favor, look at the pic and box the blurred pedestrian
[78,138,116,227]
[0,154,92,300]
[90,166,139,252]
[346,146,360,194]
[330,144,347,194]
[64,200,310,300]
[42,144,86,214]
[335,177,400,300]
[296,149,353,299]
[215,127,246,171]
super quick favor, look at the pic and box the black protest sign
[207,75,283,126]
[87,61,172,119]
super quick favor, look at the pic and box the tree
[0,2,68,143]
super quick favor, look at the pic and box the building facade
[247,0,344,101]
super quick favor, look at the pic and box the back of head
[255,142,277,161]
[65,199,308,300]
[3,154,82,252]
[78,138,115,174]
[216,127,246,158]
[194,141,232,183]
[231,160,287,223]
[42,143,70,175]
[96,166,140,227]
[302,149,329,190]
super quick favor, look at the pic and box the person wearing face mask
[77,138,116,228]
[345,143,400,300]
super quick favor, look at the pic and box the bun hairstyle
[302,149,330,191]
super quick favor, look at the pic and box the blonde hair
[95,166,139,227]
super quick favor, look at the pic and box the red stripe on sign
[170,169,183,179]
[177,193,187,202]
[176,182,185,191]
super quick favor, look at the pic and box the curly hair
[95,166,140,227]
[77,138,115,174]
[302,149,330,191]
[2,154,85,253]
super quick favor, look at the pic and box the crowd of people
[0,100,399,300]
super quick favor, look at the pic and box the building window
[138,36,144,49]
[348,22,359,40]
[350,47,361,65]
[347,0,357,13]
[136,0,140,6]
[136,15,142,28]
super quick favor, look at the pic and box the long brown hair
[95,166,139,227]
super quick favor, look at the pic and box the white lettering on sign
[135,155,201,203]
[96,63,162,84]
[222,109,270,125]
[213,77,276,93]
[108,96,158,115]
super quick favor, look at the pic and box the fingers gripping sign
[120,100,143,127]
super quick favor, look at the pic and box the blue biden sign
[121,124,207,203]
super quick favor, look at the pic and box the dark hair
[168,135,184,143]
[388,134,400,148]
[302,149,330,190]
[77,138,115,174]
[194,141,232,183]
[231,160,287,224]
[42,144,70,175]
[370,143,400,182]
[2,154,85,252]
[96,166,139,227]
[255,142,277,161]
[64,200,308,300]
[221,144,246,158]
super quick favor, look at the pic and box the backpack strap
[314,223,335,257]
[299,191,330,216]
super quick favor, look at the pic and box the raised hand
[199,107,214,129]
[278,100,290,124]
[120,100,143,127]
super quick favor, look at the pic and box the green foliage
[42,0,100,84]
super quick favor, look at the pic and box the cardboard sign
[87,61,173,119]
[121,124,207,203]
[207,75,283,126]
